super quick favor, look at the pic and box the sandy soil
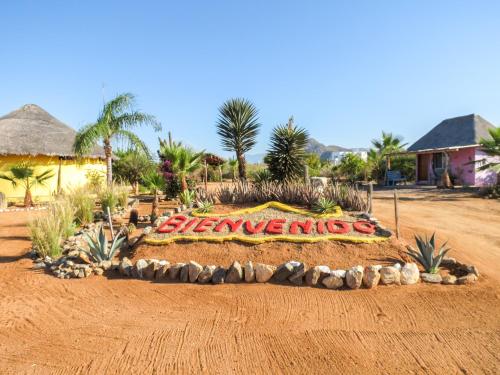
[0,189,499,374]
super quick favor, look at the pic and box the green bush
[66,187,95,225]
[99,187,119,214]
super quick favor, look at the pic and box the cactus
[406,233,450,274]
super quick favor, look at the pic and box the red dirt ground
[0,189,499,374]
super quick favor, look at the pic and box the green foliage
[406,233,450,274]
[84,225,126,262]
[179,189,196,205]
[29,199,76,258]
[390,155,416,181]
[371,131,407,155]
[216,98,261,179]
[142,170,166,195]
[305,153,322,176]
[313,197,337,213]
[85,169,105,193]
[195,200,214,213]
[333,153,367,183]
[99,187,119,214]
[477,127,500,172]
[66,187,95,225]
[251,168,272,184]
[113,149,155,190]
[265,117,309,181]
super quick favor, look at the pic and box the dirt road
[0,190,499,374]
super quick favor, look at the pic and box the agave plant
[179,189,196,206]
[195,200,214,213]
[313,197,337,213]
[406,233,450,274]
[84,225,126,262]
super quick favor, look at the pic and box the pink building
[407,114,499,187]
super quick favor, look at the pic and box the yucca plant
[195,200,214,213]
[84,225,126,262]
[406,233,450,274]
[179,189,196,206]
[313,197,337,213]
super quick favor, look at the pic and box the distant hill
[305,138,350,154]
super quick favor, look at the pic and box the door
[417,154,429,182]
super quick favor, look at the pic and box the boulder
[33,262,46,270]
[144,261,159,280]
[212,267,226,284]
[457,273,478,285]
[440,257,456,267]
[400,263,420,285]
[168,263,185,280]
[155,262,171,281]
[77,251,92,264]
[345,266,364,289]
[225,261,243,283]
[305,266,330,287]
[100,260,112,271]
[379,266,401,285]
[244,261,255,282]
[288,263,307,286]
[119,257,133,276]
[133,259,148,279]
[255,263,275,283]
[442,274,457,285]
[179,264,190,282]
[362,266,380,289]
[322,275,344,289]
[94,267,104,276]
[420,273,442,284]
[465,265,480,277]
[84,267,93,277]
[188,261,203,282]
[198,265,216,283]
[330,269,346,278]
[273,262,295,282]
[393,263,402,271]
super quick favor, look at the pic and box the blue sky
[1,0,499,158]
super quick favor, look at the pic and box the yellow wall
[0,155,106,202]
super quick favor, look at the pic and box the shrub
[195,200,214,213]
[84,224,126,262]
[406,233,450,274]
[114,183,130,209]
[323,183,366,212]
[66,187,95,225]
[251,168,272,184]
[179,189,196,206]
[333,153,367,183]
[99,187,118,214]
[313,197,337,213]
[29,199,76,258]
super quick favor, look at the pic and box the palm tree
[141,170,166,221]
[73,93,160,187]
[371,131,407,155]
[477,127,500,174]
[227,158,239,182]
[0,162,54,207]
[216,98,261,180]
[265,117,309,181]
[158,141,204,191]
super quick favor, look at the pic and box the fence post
[204,160,208,193]
[367,182,373,215]
[304,165,309,184]
[394,189,400,239]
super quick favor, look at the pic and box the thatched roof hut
[0,104,104,158]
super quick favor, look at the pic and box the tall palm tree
[0,162,54,207]
[371,131,407,155]
[477,127,500,172]
[73,93,160,186]
[158,141,204,191]
[216,98,261,180]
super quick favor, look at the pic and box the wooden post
[304,165,309,184]
[56,157,63,195]
[367,182,373,214]
[394,189,400,239]
[204,160,208,193]
[219,164,223,186]
[106,206,115,241]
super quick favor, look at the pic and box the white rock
[400,263,420,285]
[255,263,275,283]
[317,265,331,273]
[330,270,346,278]
[393,263,402,271]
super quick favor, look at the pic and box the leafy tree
[305,153,322,177]
[333,153,367,183]
[227,158,239,181]
[476,127,500,174]
[113,149,155,194]
[0,162,54,207]
[73,93,161,186]
[216,98,261,179]
[265,117,309,181]
[158,140,204,191]
[141,170,166,221]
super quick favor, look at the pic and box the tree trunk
[181,175,188,192]
[237,152,246,180]
[104,140,113,187]
[151,190,159,219]
[133,182,139,195]
[24,188,32,208]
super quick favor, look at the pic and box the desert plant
[476,127,500,174]
[313,197,337,213]
[114,183,130,209]
[179,189,196,206]
[85,169,105,193]
[84,225,126,262]
[216,185,234,203]
[99,187,119,214]
[73,92,161,186]
[195,200,214,213]
[113,148,156,194]
[142,170,166,220]
[251,168,272,184]
[323,183,366,211]
[66,187,95,225]
[158,141,204,191]
[406,233,451,274]
[0,161,54,207]
[334,153,367,183]
[265,117,309,181]
[216,98,261,179]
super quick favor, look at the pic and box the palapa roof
[408,114,497,152]
[0,104,105,158]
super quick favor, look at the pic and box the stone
[198,265,216,283]
[393,263,402,271]
[33,262,46,270]
[362,266,380,289]
[188,261,203,282]
[212,267,226,284]
[441,257,456,267]
[305,267,321,286]
[465,265,480,277]
[442,274,457,285]
[400,263,420,285]
[94,267,104,276]
[84,267,92,277]
[225,261,243,283]
[330,270,346,278]
[111,260,120,270]
[255,263,275,283]
[346,266,364,289]
[244,261,255,282]
[421,273,442,284]
[379,266,401,285]
[133,259,148,279]
[78,269,86,278]
[144,261,159,280]
[119,257,133,276]
[168,263,185,280]
[77,251,92,264]
[143,226,153,235]
[67,250,79,258]
[273,262,295,282]
[155,263,171,281]
[457,273,478,285]
[322,275,344,289]
[100,260,112,270]
[179,264,190,282]
[288,263,307,286]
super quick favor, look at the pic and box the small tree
[142,170,166,221]
[113,149,155,194]
[216,98,261,180]
[334,153,367,183]
[265,117,309,181]
[0,162,54,207]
